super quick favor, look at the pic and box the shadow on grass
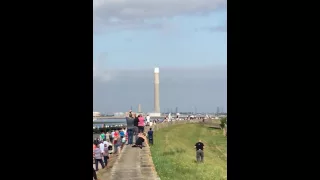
[208,126,221,130]
[162,148,186,156]
[191,160,205,164]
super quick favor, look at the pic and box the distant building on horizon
[93,112,101,117]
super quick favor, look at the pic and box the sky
[93,0,227,114]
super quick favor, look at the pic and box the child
[121,136,126,147]
[147,128,153,145]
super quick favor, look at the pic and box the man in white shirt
[111,130,115,143]
[146,115,151,126]
[103,139,109,148]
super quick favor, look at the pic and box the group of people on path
[93,116,154,180]
[126,111,154,146]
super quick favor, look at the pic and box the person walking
[100,132,106,141]
[114,137,122,154]
[99,140,105,164]
[93,144,105,171]
[106,131,110,141]
[194,140,205,163]
[94,138,99,145]
[119,128,125,137]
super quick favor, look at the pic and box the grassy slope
[150,124,227,180]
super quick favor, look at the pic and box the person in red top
[113,130,119,144]
[93,143,97,156]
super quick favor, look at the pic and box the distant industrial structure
[113,112,125,117]
[138,104,142,113]
[93,112,101,117]
[153,67,161,117]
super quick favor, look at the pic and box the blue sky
[93,0,227,113]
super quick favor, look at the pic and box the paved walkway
[96,131,159,180]
[98,143,159,180]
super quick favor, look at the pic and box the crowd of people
[93,113,155,180]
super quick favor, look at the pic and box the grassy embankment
[150,123,227,180]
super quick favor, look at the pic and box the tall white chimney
[154,67,160,113]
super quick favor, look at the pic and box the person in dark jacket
[93,138,99,145]
[126,116,135,145]
[133,114,139,141]
[147,128,154,145]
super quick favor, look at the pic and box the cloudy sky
[93,0,227,114]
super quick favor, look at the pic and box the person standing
[113,137,122,154]
[110,130,115,144]
[114,130,119,144]
[138,115,145,133]
[93,144,105,171]
[100,132,106,141]
[146,114,150,126]
[99,141,105,164]
[128,110,133,118]
[147,128,154,145]
[133,114,139,141]
[194,140,205,163]
[126,116,135,145]
[103,139,109,149]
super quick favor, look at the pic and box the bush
[220,117,227,129]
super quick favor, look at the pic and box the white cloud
[93,0,227,33]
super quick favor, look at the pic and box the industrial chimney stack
[154,67,160,113]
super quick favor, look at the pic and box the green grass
[150,123,227,180]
